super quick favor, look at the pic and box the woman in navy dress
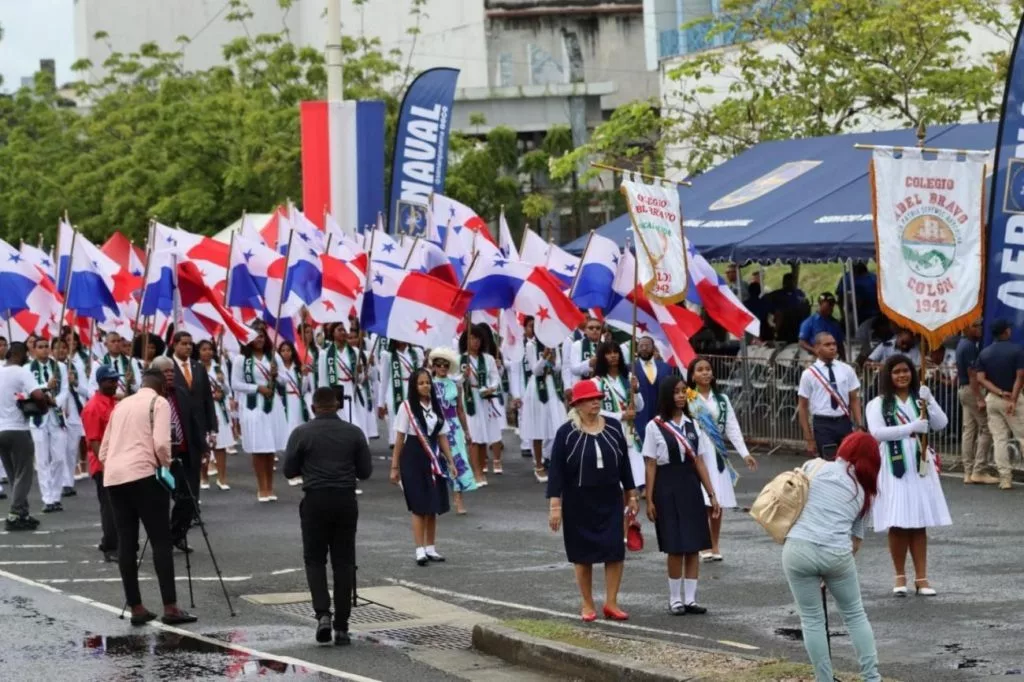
[390,369,457,567]
[547,379,638,622]
[643,376,721,615]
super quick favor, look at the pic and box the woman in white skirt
[350,319,379,440]
[686,357,758,562]
[592,340,644,489]
[278,340,311,485]
[196,339,234,491]
[866,353,951,597]
[459,324,502,486]
[511,316,566,483]
[231,324,287,502]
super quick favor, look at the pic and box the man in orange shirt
[82,366,120,562]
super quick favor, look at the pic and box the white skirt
[872,449,952,532]
[520,377,566,442]
[466,393,503,444]
[213,405,235,450]
[700,450,738,508]
[283,393,307,436]
[240,400,287,454]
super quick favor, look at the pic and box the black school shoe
[315,614,332,644]
[161,610,198,625]
[684,603,707,615]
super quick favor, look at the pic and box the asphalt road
[2,431,1022,681]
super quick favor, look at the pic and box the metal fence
[705,348,996,464]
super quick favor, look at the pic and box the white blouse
[866,386,948,449]
[641,417,715,466]
[394,400,450,437]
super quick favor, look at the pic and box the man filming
[283,387,372,645]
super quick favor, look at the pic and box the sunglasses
[432,359,450,368]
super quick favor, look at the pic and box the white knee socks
[684,578,698,605]
[668,578,682,605]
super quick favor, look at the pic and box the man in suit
[158,332,216,552]
[632,336,672,443]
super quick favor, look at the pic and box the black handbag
[17,397,49,419]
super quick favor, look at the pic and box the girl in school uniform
[686,357,758,562]
[592,340,645,488]
[389,368,458,566]
[278,340,311,485]
[197,339,234,491]
[512,316,566,484]
[643,376,721,615]
[459,324,503,486]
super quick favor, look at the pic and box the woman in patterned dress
[429,347,476,514]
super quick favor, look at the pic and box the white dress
[279,362,311,437]
[205,360,236,450]
[597,374,646,487]
[231,352,289,454]
[514,339,566,442]
[358,341,379,439]
[378,348,424,445]
[866,387,952,531]
[317,342,369,436]
[694,392,749,509]
[461,352,502,445]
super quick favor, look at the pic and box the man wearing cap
[82,365,121,561]
[956,319,997,485]
[798,332,863,460]
[798,293,845,357]
[976,320,1024,490]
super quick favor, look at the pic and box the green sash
[523,341,549,404]
[461,353,486,417]
[102,353,134,395]
[280,365,310,423]
[78,350,91,378]
[209,362,231,424]
[30,359,64,428]
[327,343,363,406]
[881,394,918,478]
[244,356,274,414]
[389,348,419,414]
[600,375,627,413]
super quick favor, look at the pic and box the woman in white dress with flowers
[511,316,566,483]
[866,353,951,597]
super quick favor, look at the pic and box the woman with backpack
[782,431,882,682]
[865,353,950,597]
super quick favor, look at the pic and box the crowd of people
[0,306,1018,678]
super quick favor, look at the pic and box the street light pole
[326,0,344,101]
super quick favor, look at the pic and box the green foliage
[558,0,1011,179]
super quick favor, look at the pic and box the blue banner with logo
[387,67,460,236]
[985,15,1024,345]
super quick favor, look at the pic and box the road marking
[0,560,68,565]
[0,544,63,549]
[38,576,253,584]
[0,530,52,535]
[0,568,382,682]
[271,568,302,575]
[386,578,760,652]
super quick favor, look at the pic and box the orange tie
[183,361,192,387]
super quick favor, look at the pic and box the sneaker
[315,614,332,644]
[42,503,58,514]
[4,515,38,532]
[61,487,76,498]
[54,502,64,512]
[971,473,1000,485]
[334,630,351,646]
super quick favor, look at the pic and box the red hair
[836,431,881,517]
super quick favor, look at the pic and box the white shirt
[798,359,861,417]
[868,342,922,367]
[0,365,45,432]
[394,400,449,437]
[641,416,715,466]
[695,392,750,458]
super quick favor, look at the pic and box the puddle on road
[941,642,990,672]
[83,631,328,678]
[774,627,846,641]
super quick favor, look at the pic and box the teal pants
[782,539,881,682]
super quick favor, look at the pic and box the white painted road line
[0,560,68,565]
[271,568,302,575]
[0,568,383,682]
[38,576,253,584]
[386,578,761,652]
[0,544,63,549]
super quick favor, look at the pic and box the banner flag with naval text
[984,13,1024,345]
[388,68,459,235]
[871,147,987,347]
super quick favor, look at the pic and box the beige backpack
[749,459,826,544]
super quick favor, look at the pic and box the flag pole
[458,253,480,290]
[590,162,692,187]
[402,237,420,269]
[519,223,529,259]
[273,229,297,342]
[55,230,79,340]
[134,221,155,335]
[568,229,594,300]
[629,235,639,411]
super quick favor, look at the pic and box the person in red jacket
[82,366,120,562]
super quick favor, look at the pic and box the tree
[555,0,1011,179]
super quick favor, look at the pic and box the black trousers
[93,472,117,552]
[300,488,358,630]
[170,450,200,543]
[812,415,853,461]
[107,476,176,608]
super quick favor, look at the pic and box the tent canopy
[565,123,996,263]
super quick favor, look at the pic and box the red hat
[568,379,603,405]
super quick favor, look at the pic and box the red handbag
[626,511,644,552]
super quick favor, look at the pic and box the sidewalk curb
[471,623,700,682]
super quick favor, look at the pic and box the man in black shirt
[976,320,1024,490]
[284,387,372,645]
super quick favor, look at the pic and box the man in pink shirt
[98,368,197,626]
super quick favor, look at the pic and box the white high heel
[915,578,937,596]
[892,575,908,597]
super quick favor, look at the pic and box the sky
[0,0,76,92]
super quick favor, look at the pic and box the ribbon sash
[244,356,274,414]
[402,401,444,478]
[653,417,697,461]
[808,365,850,416]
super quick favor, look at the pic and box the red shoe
[602,605,629,621]
[581,610,597,622]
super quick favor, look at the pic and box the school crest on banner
[620,173,688,305]
[871,148,987,346]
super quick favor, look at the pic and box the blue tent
[564,123,996,263]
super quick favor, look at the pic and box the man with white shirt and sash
[29,339,70,513]
[567,317,604,390]
[91,331,141,398]
[797,332,863,460]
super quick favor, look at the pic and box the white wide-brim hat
[428,346,460,369]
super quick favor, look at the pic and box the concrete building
[73,0,488,88]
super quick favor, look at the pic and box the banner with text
[620,174,688,305]
[387,67,460,235]
[872,148,987,346]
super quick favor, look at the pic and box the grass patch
[700,659,829,681]
[503,618,619,654]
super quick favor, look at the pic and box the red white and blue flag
[361,268,473,349]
